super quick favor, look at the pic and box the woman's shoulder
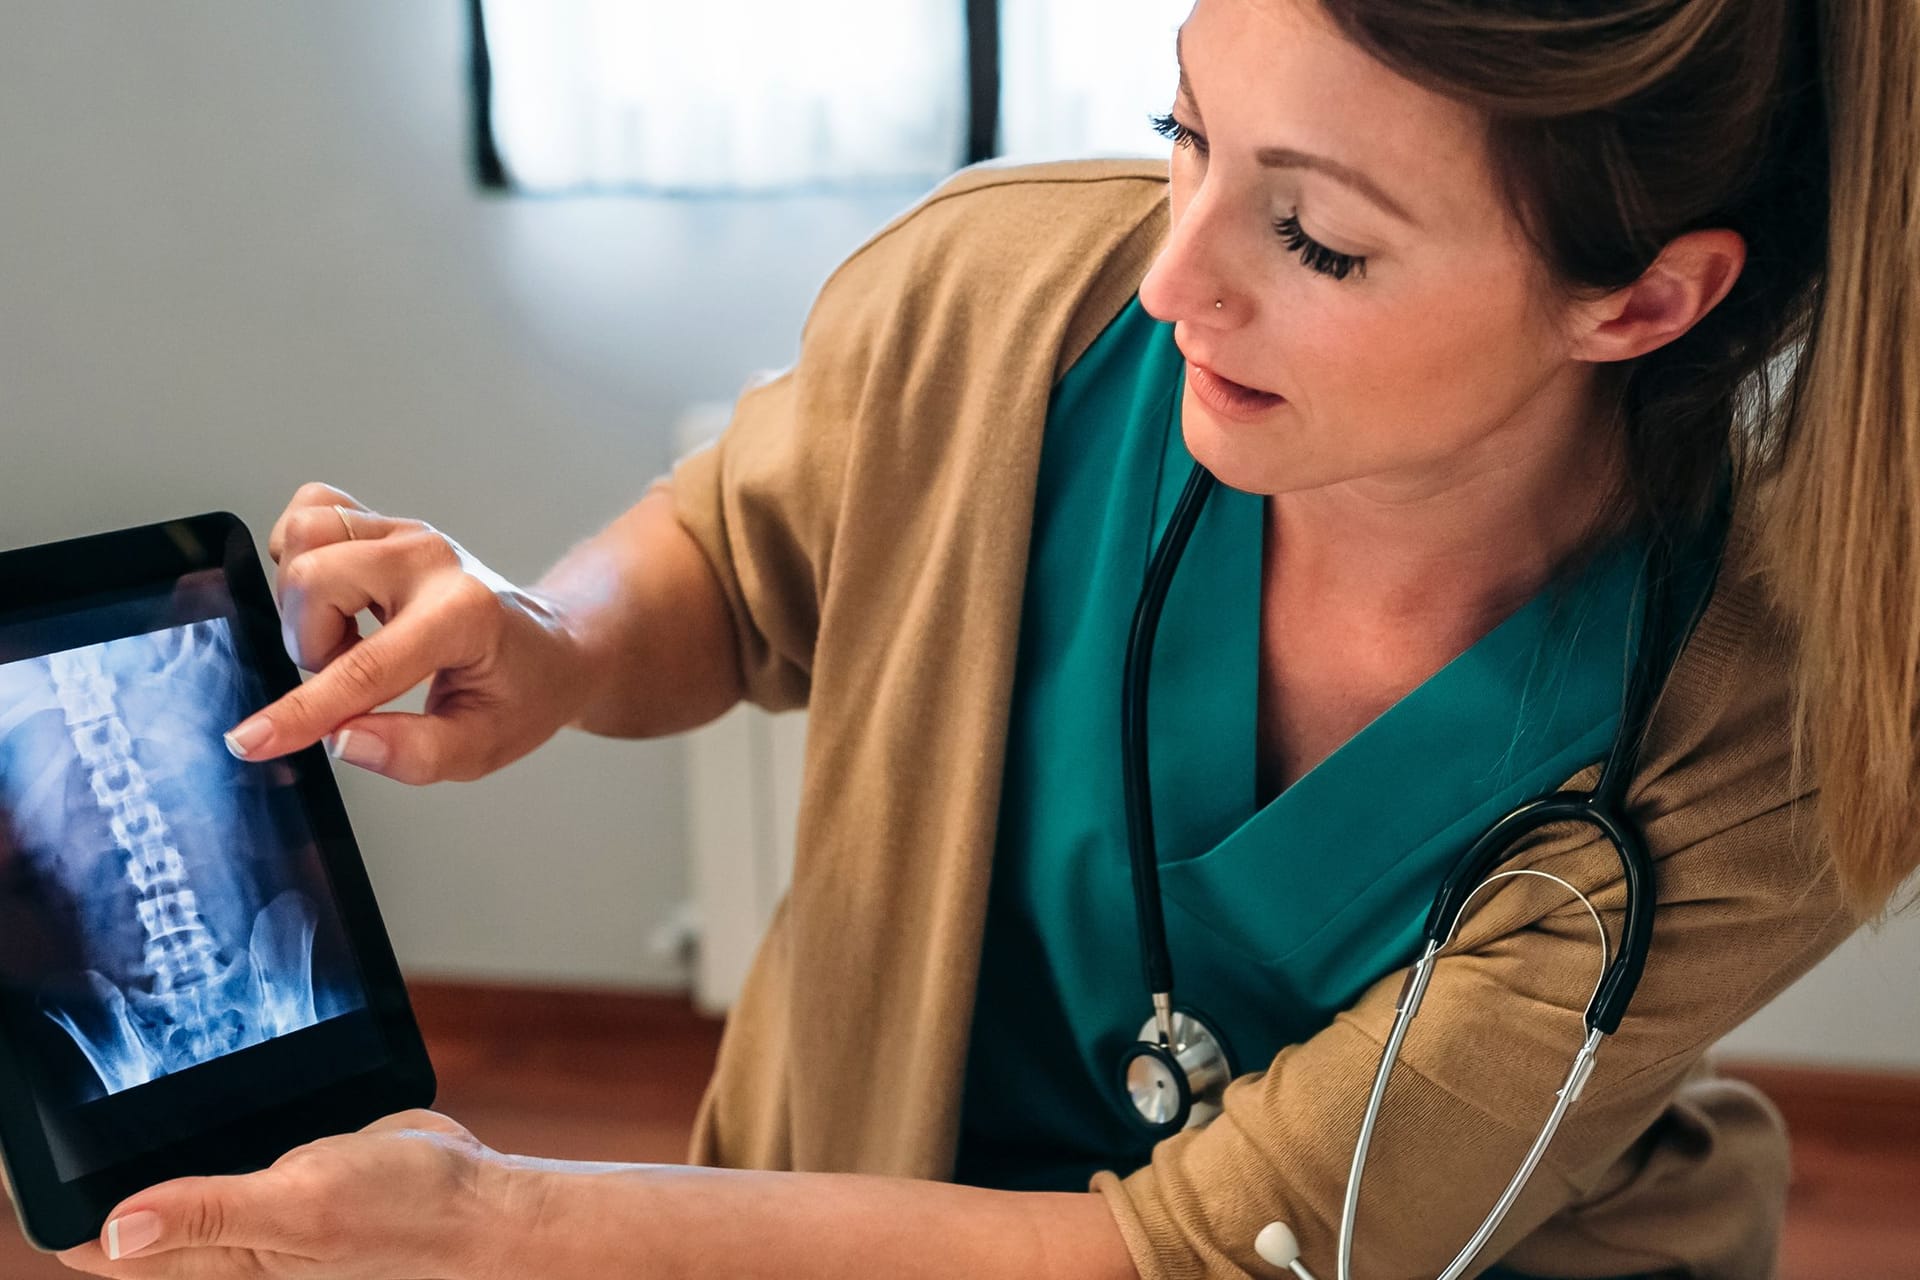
[1622,476,1845,922]
[896,154,1170,212]
[799,157,1170,379]
[842,155,1168,276]
[1640,479,1801,800]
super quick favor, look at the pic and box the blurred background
[0,2,1913,1275]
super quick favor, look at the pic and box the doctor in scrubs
[56,0,1920,1278]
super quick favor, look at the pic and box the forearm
[476,1160,1139,1280]
[527,479,746,739]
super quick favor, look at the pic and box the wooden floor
[4,983,1915,1277]
[1719,1062,1920,1279]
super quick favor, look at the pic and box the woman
[59,0,1916,1276]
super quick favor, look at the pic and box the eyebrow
[1174,24,1421,230]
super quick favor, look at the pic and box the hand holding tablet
[54,1107,506,1274]
[0,510,435,1251]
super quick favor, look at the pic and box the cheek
[1278,281,1539,460]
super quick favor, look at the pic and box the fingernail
[107,1209,162,1260]
[224,717,271,759]
[326,729,388,771]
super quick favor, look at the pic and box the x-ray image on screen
[0,617,368,1103]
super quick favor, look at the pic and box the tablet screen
[0,567,381,1183]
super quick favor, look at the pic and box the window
[472,0,969,194]
[470,0,1185,195]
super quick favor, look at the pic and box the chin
[1179,396,1290,496]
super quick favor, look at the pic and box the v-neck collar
[1141,353,1653,975]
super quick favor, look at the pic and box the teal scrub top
[952,292,1726,1213]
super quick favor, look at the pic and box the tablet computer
[0,511,435,1252]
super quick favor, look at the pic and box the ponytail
[1761,0,1920,916]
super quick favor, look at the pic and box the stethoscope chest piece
[1119,1007,1234,1136]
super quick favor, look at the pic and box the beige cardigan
[665,157,1858,1279]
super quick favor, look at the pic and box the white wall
[1718,911,1920,1070]
[0,0,931,989]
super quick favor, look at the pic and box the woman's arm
[484,1160,1138,1280]
[53,1113,1135,1280]
[527,479,747,740]
[1091,794,1856,1280]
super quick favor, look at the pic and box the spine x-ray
[0,619,366,1103]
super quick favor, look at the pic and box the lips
[1185,358,1288,425]
[1182,351,1278,398]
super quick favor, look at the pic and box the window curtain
[478,0,970,193]
[996,0,1187,163]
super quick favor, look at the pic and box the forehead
[1181,0,1499,234]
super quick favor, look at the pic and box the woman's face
[1138,0,1596,502]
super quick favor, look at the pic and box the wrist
[462,1151,550,1280]
[517,584,613,732]
[470,1154,671,1280]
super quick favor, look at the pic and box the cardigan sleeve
[660,159,1168,718]
[660,162,986,714]
[664,354,846,713]
[662,197,909,715]
[1091,785,1855,1280]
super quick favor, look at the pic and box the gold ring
[334,504,357,542]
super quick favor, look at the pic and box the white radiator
[683,705,807,1014]
[675,401,807,1015]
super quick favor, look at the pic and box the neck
[1265,418,1629,638]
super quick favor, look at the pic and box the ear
[1569,227,1747,364]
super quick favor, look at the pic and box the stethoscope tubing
[1116,456,1719,1274]
[1120,462,1219,1015]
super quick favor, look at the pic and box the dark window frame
[964,0,1000,165]
[468,0,508,190]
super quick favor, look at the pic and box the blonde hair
[1316,0,1920,916]
[1762,0,1920,916]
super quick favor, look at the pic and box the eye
[1274,211,1368,282]
[1152,111,1369,284]
[1148,110,1206,157]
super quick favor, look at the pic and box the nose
[1139,175,1246,326]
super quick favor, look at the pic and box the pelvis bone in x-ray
[0,621,358,1098]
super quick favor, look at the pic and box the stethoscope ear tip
[1253,1220,1320,1280]
[1253,1220,1300,1265]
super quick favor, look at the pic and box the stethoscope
[1115,459,1694,1280]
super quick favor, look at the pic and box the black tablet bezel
[0,511,435,1252]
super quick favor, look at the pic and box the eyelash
[1147,110,1369,283]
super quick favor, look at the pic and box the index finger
[223,611,455,763]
